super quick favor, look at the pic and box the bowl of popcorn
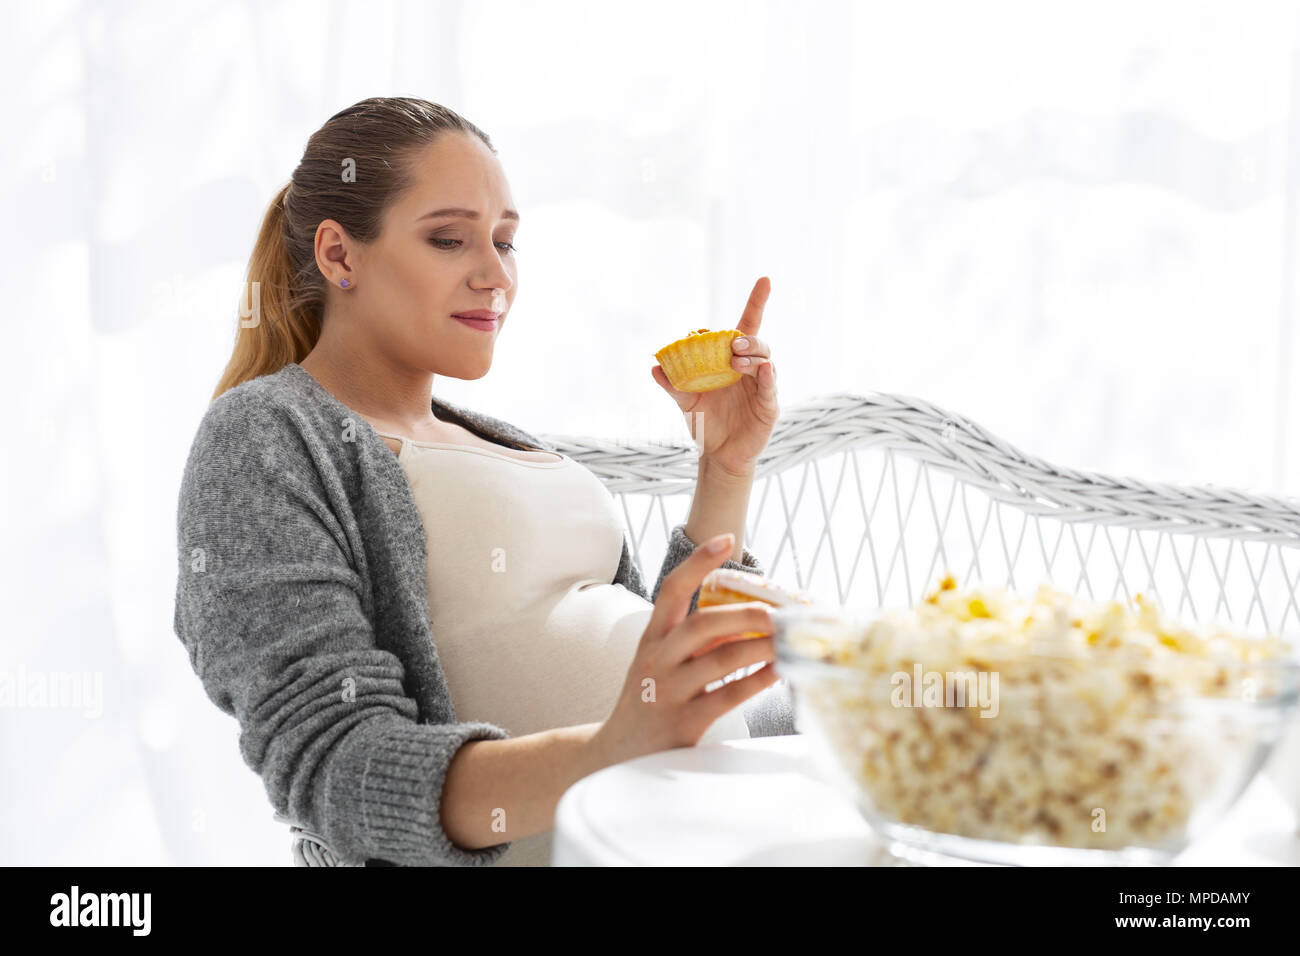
[771,575,1300,865]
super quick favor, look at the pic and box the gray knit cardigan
[172,362,794,867]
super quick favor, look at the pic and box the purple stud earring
[340,278,350,288]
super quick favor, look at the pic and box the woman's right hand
[593,532,781,767]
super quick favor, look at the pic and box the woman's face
[354,132,519,380]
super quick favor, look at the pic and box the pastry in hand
[654,328,744,392]
[694,567,818,656]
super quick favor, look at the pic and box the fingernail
[733,338,748,350]
[709,533,734,554]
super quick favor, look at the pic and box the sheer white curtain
[4,0,1298,864]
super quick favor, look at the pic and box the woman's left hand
[652,276,779,478]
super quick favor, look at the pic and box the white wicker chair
[543,392,1300,831]
[543,392,1300,634]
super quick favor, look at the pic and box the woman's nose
[473,249,513,291]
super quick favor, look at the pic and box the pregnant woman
[173,96,794,867]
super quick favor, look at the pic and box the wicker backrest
[541,393,1300,640]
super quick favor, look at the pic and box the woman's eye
[429,237,518,254]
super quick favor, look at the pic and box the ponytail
[210,183,321,402]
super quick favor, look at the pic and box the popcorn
[787,575,1297,852]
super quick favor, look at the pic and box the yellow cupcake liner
[653,328,744,392]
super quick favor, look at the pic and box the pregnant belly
[433,581,655,739]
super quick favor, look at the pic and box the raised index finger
[736,276,771,338]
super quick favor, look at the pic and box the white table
[553,734,1300,866]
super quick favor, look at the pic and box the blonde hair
[211,97,495,402]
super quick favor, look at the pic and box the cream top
[376,432,751,865]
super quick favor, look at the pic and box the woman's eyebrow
[418,206,520,223]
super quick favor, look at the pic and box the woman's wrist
[588,718,643,772]
[685,455,757,563]
[699,452,757,484]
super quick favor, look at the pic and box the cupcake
[692,568,819,656]
[654,328,744,392]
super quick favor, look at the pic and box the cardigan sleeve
[612,524,796,737]
[652,523,763,613]
[173,395,511,867]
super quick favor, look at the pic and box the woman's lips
[451,313,499,331]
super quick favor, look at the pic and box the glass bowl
[771,603,1300,866]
